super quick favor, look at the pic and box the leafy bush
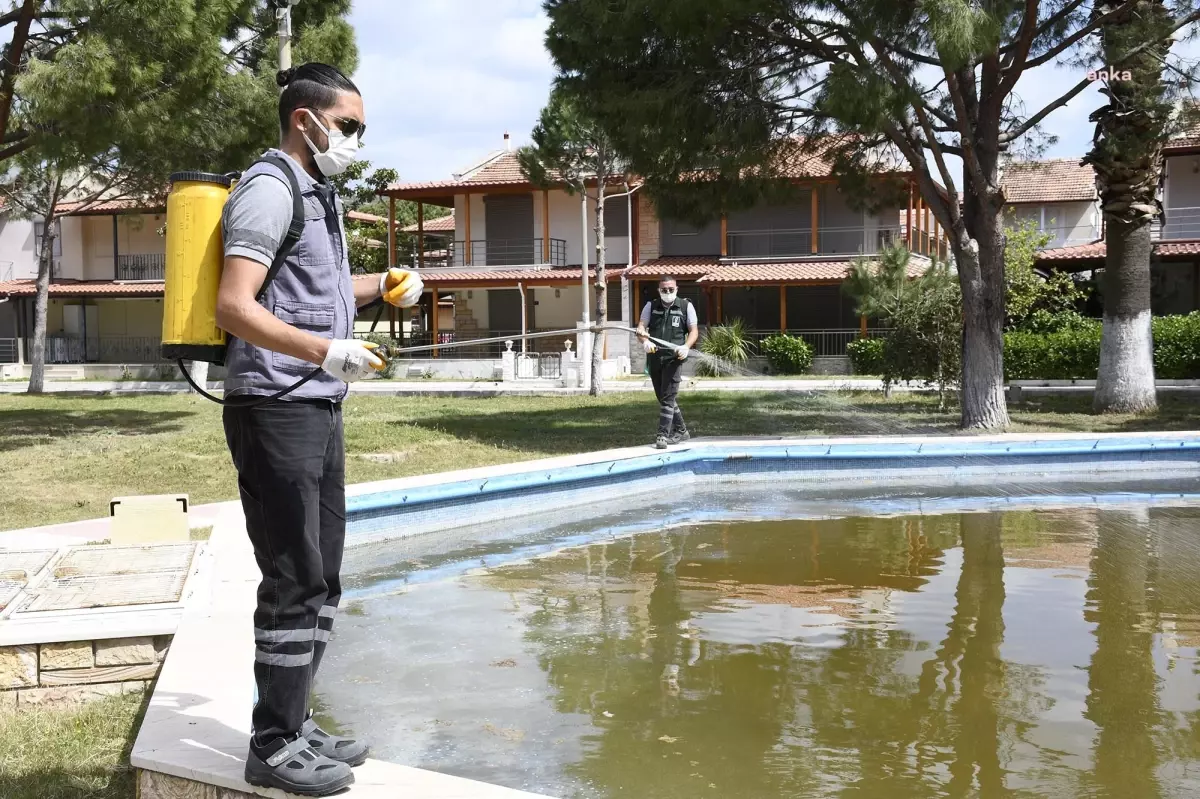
[697,319,754,377]
[760,334,813,374]
[1004,323,1102,380]
[1152,313,1200,379]
[846,337,885,375]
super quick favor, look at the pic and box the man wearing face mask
[637,276,699,449]
[214,63,422,796]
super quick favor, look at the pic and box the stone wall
[452,292,480,337]
[0,635,170,708]
[638,194,661,262]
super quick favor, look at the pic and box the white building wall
[0,216,37,280]
[58,216,85,280]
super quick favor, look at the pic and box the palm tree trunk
[1094,218,1156,413]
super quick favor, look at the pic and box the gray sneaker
[669,430,691,445]
[245,736,354,797]
[655,435,670,449]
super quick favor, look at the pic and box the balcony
[1162,207,1200,240]
[448,238,568,268]
[726,227,902,259]
[117,253,166,281]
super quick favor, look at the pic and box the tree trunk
[591,181,606,396]
[27,217,54,395]
[955,210,1010,429]
[1094,218,1156,413]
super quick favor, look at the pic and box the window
[35,220,63,258]
[602,197,630,237]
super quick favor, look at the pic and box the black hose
[177,360,323,407]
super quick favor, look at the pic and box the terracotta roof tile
[402,212,455,233]
[626,257,724,278]
[56,198,166,216]
[1035,240,1200,264]
[0,279,164,297]
[1002,160,1097,204]
[1163,121,1200,153]
[696,258,927,284]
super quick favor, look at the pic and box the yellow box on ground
[109,495,190,545]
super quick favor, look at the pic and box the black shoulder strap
[253,155,305,303]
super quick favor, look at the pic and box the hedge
[760,334,814,374]
[846,337,886,375]
[1002,313,1200,380]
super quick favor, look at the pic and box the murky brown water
[319,505,1200,798]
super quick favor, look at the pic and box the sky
[348,1,1200,187]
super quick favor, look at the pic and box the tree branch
[1021,0,1140,70]
[943,67,988,192]
[0,135,36,162]
[999,0,1042,94]
[0,0,37,147]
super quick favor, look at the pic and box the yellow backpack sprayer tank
[161,172,235,365]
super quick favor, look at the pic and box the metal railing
[726,227,902,259]
[741,328,890,357]
[516,352,562,379]
[449,238,568,267]
[116,253,166,281]
[1161,206,1200,240]
[44,335,166,364]
[1003,222,1102,249]
[0,338,17,363]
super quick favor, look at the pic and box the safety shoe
[302,715,370,767]
[245,736,354,796]
[669,430,691,445]
[655,435,670,449]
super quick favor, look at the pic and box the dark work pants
[223,400,346,750]
[649,356,686,437]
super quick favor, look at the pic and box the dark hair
[658,275,678,285]
[277,63,360,132]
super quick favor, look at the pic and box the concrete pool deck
[127,430,1200,797]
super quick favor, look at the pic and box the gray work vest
[223,150,356,402]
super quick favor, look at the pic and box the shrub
[846,337,885,375]
[760,334,814,375]
[697,319,754,377]
[1152,313,1200,379]
[1003,322,1102,380]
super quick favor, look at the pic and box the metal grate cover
[21,572,188,612]
[0,550,56,583]
[53,543,196,578]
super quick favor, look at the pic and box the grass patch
[0,693,145,799]
[2,392,1199,532]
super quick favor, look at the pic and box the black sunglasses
[305,108,366,141]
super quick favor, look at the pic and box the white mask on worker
[659,288,677,303]
[302,110,359,177]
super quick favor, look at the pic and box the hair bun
[276,67,298,88]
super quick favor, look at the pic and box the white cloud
[349,0,554,182]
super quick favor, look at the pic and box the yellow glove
[379,268,424,308]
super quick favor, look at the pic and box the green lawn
[0,693,145,799]
[4,390,1200,532]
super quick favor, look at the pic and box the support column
[112,216,119,279]
[914,192,925,255]
[518,282,528,354]
[417,201,425,269]
[906,182,914,249]
[430,285,439,358]
[779,285,787,332]
[810,186,819,254]
[716,287,724,323]
[388,197,397,268]
[720,214,728,257]
[543,191,551,263]
[464,195,472,266]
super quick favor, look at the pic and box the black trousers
[649,356,686,437]
[223,399,346,748]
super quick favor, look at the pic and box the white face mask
[302,109,359,177]
[659,289,677,303]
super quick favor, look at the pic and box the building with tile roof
[1001,159,1102,250]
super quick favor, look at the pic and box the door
[488,289,523,336]
[483,195,535,265]
[63,304,100,361]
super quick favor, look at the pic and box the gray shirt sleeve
[222,174,294,267]
[686,303,698,328]
[639,302,652,327]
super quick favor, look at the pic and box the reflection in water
[317,507,1200,798]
